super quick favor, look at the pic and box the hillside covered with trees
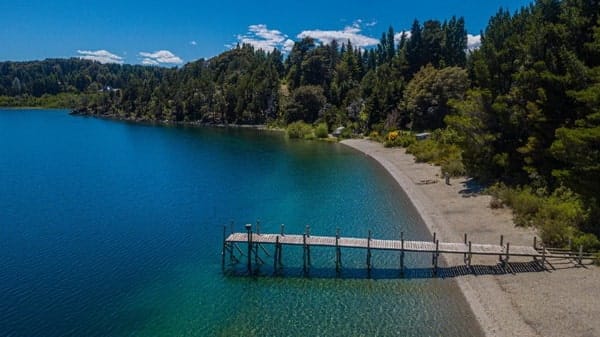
[1,0,598,250]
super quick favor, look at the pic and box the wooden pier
[221,223,595,277]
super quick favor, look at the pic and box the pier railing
[221,223,596,277]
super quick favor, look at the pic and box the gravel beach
[342,139,600,337]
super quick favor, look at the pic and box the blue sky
[1,0,531,65]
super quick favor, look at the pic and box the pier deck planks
[226,233,542,258]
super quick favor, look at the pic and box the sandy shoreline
[341,139,599,337]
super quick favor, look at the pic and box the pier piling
[245,224,252,274]
[222,228,593,277]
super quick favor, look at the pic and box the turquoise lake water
[0,109,483,336]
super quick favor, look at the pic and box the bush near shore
[379,128,599,251]
[383,129,466,177]
[488,184,600,251]
[286,121,331,140]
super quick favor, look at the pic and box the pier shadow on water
[224,260,551,280]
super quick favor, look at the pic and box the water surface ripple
[0,109,483,336]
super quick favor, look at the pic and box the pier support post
[305,226,311,268]
[466,241,472,268]
[221,225,227,272]
[400,231,405,277]
[245,224,252,274]
[499,235,504,262]
[278,238,283,269]
[280,224,285,236]
[229,222,236,263]
[274,236,280,274]
[503,242,511,273]
[540,245,546,270]
[433,239,439,276]
[254,220,261,266]
[303,231,310,276]
[303,233,307,275]
[367,230,372,278]
[533,236,537,250]
[335,228,341,275]
[463,233,468,263]
[433,232,436,243]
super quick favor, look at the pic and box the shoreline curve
[341,138,600,337]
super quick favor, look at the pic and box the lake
[0,109,482,336]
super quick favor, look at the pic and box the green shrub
[488,184,542,226]
[487,184,594,248]
[384,130,416,147]
[537,188,589,246]
[340,126,354,139]
[407,139,440,162]
[314,123,329,138]
[286,121,314,139]
[368,130,383,142]
[441,157,466,177]
[303,132,316,140]
[572,233,600,251]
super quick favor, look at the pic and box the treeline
[0,58,168,98]
[447,0,600,248]
[1,0,598,248]
[0,16,468,127]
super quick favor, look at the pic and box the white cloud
[393,31,412,44]
[365,20,378,27]
[391,31,481,50]
[77,49,123,64]
[297,20,379,48]
[141,58,159,65]
[467,34,481,51]
[282,39,295,53]
[189,40,197,46]
[235,24,292,52]
[138,50,183,65]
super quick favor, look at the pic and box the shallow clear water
[0,109,483,336]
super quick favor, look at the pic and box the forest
[0,0,598,250]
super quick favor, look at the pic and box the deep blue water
[0,109,482,336]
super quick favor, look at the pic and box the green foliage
[572,234,600,252]
[407,139,440,162]
[487,184,598,248]
[339,124,356,139]
[441,157,466,177]
[314,123,329,138]
[402,65,470,130]
[284,85,326,123]
[0,92,101,108]
[383,130,416,147]
[367,130,384,142]
[286,121,314,139]
[404,129,465,176]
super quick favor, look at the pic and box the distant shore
[341,138,600,337]
[69,109,282,131]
